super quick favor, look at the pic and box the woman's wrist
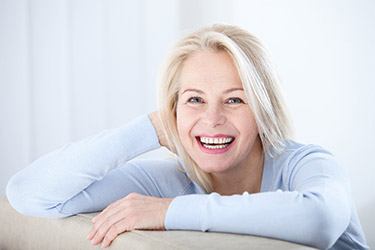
[149,111,168,148]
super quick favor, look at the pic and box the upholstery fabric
[0,196,316,250]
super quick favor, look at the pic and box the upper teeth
[200,137,234,144]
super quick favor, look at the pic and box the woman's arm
[149,111,170,149]
[6,114,163,218]
[164,148,352,249]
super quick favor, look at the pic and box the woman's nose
[201,104,226,128]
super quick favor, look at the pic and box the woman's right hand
[149,111,170,149]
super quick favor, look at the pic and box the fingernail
[87,231,93,239]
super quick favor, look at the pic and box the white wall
[1,0,374,247]
[232,1,375,246]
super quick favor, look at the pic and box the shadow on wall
[359,199,375,248]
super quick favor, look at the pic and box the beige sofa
[0,196,316,250]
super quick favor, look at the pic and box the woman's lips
[196,134,235,138]
[195,136,236,155]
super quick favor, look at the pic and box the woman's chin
[195,160,233,174]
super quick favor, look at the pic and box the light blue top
[6,114,368,249]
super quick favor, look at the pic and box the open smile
[195,135,236,154]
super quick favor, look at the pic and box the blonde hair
[157,24,293,193]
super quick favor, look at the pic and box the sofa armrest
[0,196,316,250]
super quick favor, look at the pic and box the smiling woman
[158,25,293,196]
[6,24,369,249]
[175,50,265,195]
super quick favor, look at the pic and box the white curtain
[0,0,180,181]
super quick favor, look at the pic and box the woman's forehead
[178,52,243,92]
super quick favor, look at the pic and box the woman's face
[176,50,260,174]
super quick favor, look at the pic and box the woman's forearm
[6,114,160,218]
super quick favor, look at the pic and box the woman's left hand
[87,192,174,248]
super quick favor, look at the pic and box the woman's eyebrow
[223,87,244,94]
[180,87,244,95]
[181,88,205,95]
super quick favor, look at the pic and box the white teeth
[199,136,234,144]
[203,144,228,149]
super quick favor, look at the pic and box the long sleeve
[164,145,353,249]
[6,114,161,218]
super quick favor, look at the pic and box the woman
[6,24,369,249]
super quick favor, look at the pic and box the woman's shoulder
[127,157,203,195]
[269,140,349,189]
[274,139,335,163]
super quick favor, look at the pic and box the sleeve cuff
[117,114,161,160]
[164,194,209,231]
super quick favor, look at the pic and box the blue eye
[187,96,204,104]
[226,97,244,104]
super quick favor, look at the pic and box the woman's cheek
[177,107,198,142]
[176,107,188,137]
